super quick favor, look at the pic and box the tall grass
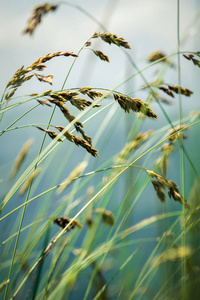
[0,1,200,299]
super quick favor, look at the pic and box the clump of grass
[0,2,200,300]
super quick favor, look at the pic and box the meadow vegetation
[0,2,200,299]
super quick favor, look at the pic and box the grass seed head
[92,32,130,49]
[147,169,190,208]
[95,208,115,226]
[5,88,17,100]
[116,130,153,163]
[79,87,103,100]
[183,53,200,67]
[54,217,82,231]
[19,168,41,196]
[169,85,193,96]
[35,74,53,85]
[114,93,157,118]
[36,126,63,142]
[10,139,34,179]
[56,126,94,153]
[23,4,58,35]
[37,99,52,107]
[167,125,187,142]
[159,86,175,98]
[152,245,192,266]
[147,50,166,62]
[159,85,193,97]
[92,50,109,62]
[156,143,174,175]
[57,161,88,194]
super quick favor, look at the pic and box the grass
[0,1,200,299]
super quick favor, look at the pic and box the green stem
[177,1,186,298]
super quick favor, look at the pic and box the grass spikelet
[159,84,193,97]
[92,50,109,62]
[95,208,115,226]
[40,89,52,96]
[85,41,92,47]
[168,85,193,96]
[76,127,92,145]
[55,126,98,156]
[36,126,63,142]
[35,74,53,85]
[4,52,77,99]
[152,245,192,266]
[79,87,104,100]
[156,143,174,175]
[57,161,88,194]
[167,125,187,142]
[50,90,79,102]
[73,136,99,157]
[116,130,153,163]
[186,180,200,228]
[10,138,34,179]
[92,32,130,49]
[55,126,74,142]
[19,168,41,196]
[37,100,52,107]
[147,170,190,208]
[147,50,174,67]
[48,89,101,110]
[23,4,58,35]
[183,53,200,68]
[6,70,34,91]
[5,88,17,101]
[47,99,83,129]
[147,50,166,62]
[59,103,83,129]
[113,93,157,118]
[86,186,94,227]
[158,86,175,98]
[70,97,101,111]
[54,216,82,231]
[29,52,78,69]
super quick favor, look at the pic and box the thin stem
[0,104,39,136]
[177,1,186,298]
